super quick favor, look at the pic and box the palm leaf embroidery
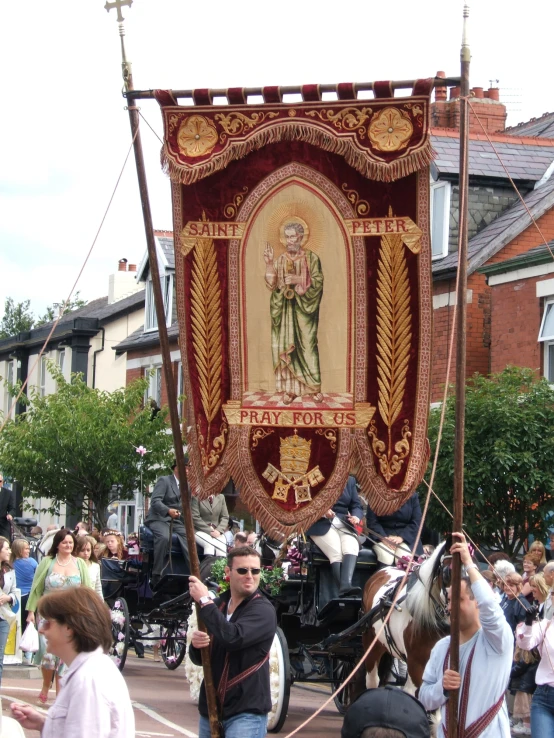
[368,231,412,482]
[190,237,222,425]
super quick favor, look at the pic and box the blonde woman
[529,573,550,617]
[76,536,103,600]
[529,541,547,571]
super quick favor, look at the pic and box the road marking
[132,702,198,738]
[136,732,175,737]
[1,693,48,714]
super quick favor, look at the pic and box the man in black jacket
[188,546,277,738]
[0,476,15,541]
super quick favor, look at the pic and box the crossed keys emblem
[262,431,324,504]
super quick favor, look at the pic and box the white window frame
[145,273,173,332]
[39,356,47,397]
[145,365,163,407]
[430,180,451,260]
[539,298,554,382]
[57,349,66,377]
[538,298,554,342]
[544,341,554,383]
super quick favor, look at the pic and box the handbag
[20,622,39,653]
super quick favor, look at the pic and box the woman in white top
[76,535,103,600]
[10,587,134,738]
[0,536,18,685]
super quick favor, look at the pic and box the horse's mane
[405,540,449,635]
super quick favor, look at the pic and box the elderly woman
[10,587,134,737]
[308,475,363,596]
[26,528,90,703]
[366,491,424,566]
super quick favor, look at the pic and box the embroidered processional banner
[156,81,434,537]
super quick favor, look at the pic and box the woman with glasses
[26,529,90,704]
[0,536,18,685]
[10,587,134,737]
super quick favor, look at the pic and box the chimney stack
[430,70,507,133]
[109,258,142,304]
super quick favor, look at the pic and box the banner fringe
[161,123,435,185]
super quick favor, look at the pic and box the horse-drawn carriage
[100,525,192,671]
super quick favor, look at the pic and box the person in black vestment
[366,492,424,566]
[307,476,362,596]
[0,476,15,542]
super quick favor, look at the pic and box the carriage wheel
[109,597,130,671]
[267,627,291,733]
[331,657,359,715]
[160,623,187,670]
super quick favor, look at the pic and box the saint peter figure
[263,221,323,404]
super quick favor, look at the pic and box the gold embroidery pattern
[262,431,324,505]
[368,108,413,152]
[168,114,180,135]
[368,419,411,483]
[369,228,412,482]
[190,231,225,470]
[315,428,337,452]
[224,186,249,219]
[214,111,280,138]
[341,183,370,216]
[306,107,372,134]
[251,427,274,449]
[198,422,228,471]
[177,115,218,158]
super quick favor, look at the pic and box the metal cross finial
[104,0,133,23]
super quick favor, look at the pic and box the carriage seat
[310,542,378,568]
[139,524,184,555]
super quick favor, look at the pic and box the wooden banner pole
[448,5,471,737]
[104,5,221,736]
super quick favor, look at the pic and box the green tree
[35,292,88,327]
[0,298,34,338]
[0,364,176,527]
[420,366,554,557]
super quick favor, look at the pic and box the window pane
[431,186,446,258]
[548,344,554,382]
[540,303,554,340]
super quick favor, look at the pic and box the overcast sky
[1,0,553,320]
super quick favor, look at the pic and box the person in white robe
[419,532,513,737]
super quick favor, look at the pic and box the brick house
[429,81,554,400]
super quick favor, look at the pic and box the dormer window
[145,273,173,332]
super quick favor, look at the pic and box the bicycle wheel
[110,597,130,671]
[160,622,187,670]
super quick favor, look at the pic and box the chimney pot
[472,87,484,99]
[487,87,500,101]
[450,86,460,100]
[128,264,137,272]
[118,258,128,272]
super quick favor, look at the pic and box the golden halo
[265,199,325,257]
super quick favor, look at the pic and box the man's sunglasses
[233,567,261,575]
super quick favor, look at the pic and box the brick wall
[431,208,554,400]
[431,273,492,401]
[489,278,543,375]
